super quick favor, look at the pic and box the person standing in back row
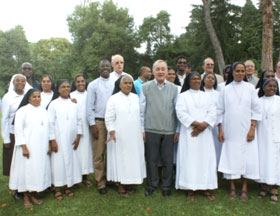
[87,59,115,195]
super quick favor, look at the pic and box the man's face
[111,56,124,74]
[245,60,255,77]
[176,58,187,72]
[153,62,167,83]
[22,64,33,78]
[99,61,111,78]
[143,67,152,80]
[202,59,214,73]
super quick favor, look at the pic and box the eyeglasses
[178,61,187,65]
[206,64,214,66]
[22,67,32,70]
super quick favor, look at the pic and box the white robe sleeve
[105,96,116,132]
[14,108,26,146]
[216,88,225,124]
[1,95,11,143]
[176,93,194,128]
[48,102,56,140]
[204,98,216,128]
[76,104,83,135]
[250,87,262,121]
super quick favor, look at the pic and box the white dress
[105,92,146,184]
[41,91,54,108]
[175,89,217,190]
[257,95,280,185]
[217,81,262,180]
[204,88,222,167]
[70,90,94,175]
[9,104,51,192]
[48,97,82,187]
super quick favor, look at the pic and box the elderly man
[201,58,224,84]
[175,55,188,86]
[21,62,40,89]
[275,60,280,87]
[134,66,152,96]
[244,60,259,86]
[109,54,130,82]
[140,60,178,197]
[87,59,115,195]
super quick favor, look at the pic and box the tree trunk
[261,0,274,71]
[202,0,225,75]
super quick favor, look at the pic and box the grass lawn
[0,141,279,215]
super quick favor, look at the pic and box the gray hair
[119,74,133,85]
[153,60,167,70]
[111,54,124,63]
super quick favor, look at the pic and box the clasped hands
[191,121,208,137]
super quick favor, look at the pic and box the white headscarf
[8,74,32,94]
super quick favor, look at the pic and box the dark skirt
[2,134,15,176]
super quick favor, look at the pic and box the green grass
[0,142,280,215]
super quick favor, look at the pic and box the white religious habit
[257,95,280,185]
[217,81,262,180]
[70,90,94,175]
[9,104,51,192]
[105,91,146,184]
[175,89,217,190]
[41,91,54,108]
[48,97,83,187]
[204,88,222,167]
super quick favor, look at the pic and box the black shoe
[162,190,171,197]
[98,187,107,195]
[13,192,24,200]
[145,189,154,196]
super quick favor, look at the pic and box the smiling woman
[9,88,51,208]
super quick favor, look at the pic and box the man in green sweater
[140,60,179,197]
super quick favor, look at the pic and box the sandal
[240,190,248,201]
[30,196,43,205]
[118,191,129,198]
[24,202,33,209]
[186,191,195,201]
[229,189,236,200]
[270,188,278,204]
[258,190,269,199]
[203,191,216,201]
[83,180,93,188]
[65,189,74,197]
[55,191,63,200]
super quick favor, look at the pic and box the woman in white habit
[176,72,217,201]
[105,75,146,197]
[9,89,51,208]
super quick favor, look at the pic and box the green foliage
[67,0,140,80]
[30,38,73,81]
[240,0,262,64]
[0,25,30,95]
[139,11,173,57]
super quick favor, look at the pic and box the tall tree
[139,11,173,57]
[0,25,30,94]
[30,38,72,81]
[261,0,274,70]
[240,0,262,62]
[67,0,140,79]
[202,0,225,75]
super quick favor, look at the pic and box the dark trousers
[145,132,174,191]
[2,134,15,176]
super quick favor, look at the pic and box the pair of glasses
[178,61,187,64]
[22,67,32,70]
[206,64,214,66]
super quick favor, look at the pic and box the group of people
[1,54,280,208]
